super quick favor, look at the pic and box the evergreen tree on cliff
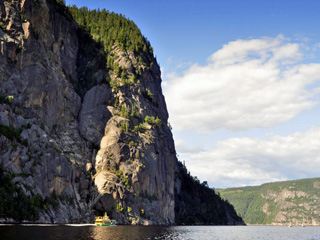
[0,0,243,225]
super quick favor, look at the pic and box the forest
[217,178,320,225]
[175,161,243,224]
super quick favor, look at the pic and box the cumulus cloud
[180,127,320,188]
[163,35,320,132]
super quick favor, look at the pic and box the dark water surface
[1,225,320,240]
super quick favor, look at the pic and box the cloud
[163,35,320,132]
[175,139,203,153]
[180,127,320,188]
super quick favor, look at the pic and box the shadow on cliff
[0,0,244,225]
[174,161,245,225]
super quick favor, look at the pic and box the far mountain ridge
[217,177,320,225]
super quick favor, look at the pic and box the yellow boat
[95,212,117,226]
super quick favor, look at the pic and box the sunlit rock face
[91,44,176,225]
[0,0,243,225]
[0,0,176,224]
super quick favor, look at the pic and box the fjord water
[1,225,320,240]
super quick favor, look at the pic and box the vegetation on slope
[68,6,155,73]
[175,161,243,225]
[217,178,320,225]
[1,0,242,224]
[0,164,63,222]
[68,5,243,225]
[66,5,157,96]
[68,6,153,55]
[49,1,153,57]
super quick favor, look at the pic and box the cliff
[0,0,242,225]
[217,178,320,225]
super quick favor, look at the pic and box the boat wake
[65,224,96,227]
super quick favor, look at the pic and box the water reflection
[91,225,174,240]
[0,225,176,240]
[2,225,320,240]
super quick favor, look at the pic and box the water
[1,225,320,240]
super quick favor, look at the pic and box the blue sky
[66,0,320,188]
[66,0,320,66]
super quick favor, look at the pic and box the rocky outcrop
[0,0,175,224]
[87,43,176,224]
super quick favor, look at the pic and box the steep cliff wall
[0,0,175,224]
[0,0,92,223]
[0,0,242,225]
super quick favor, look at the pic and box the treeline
[68,6,153,56]
[47,0,153,57]
[174,161,243,225]
[65,5,157,94]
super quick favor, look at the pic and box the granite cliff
[0,0,242,225]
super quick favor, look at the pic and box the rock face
[0,0,242,225]
[0,0,91,223]
[86,43,176,225]
[0,0,175,224]
[218,178,320,225]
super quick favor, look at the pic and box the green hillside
[217,178,320,225]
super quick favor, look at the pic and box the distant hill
[217,178,320,225]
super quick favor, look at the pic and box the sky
[66,0,320,188]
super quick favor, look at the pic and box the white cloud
[164,35,320,132]
[175,139,203,153]
[180,127,320,188]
